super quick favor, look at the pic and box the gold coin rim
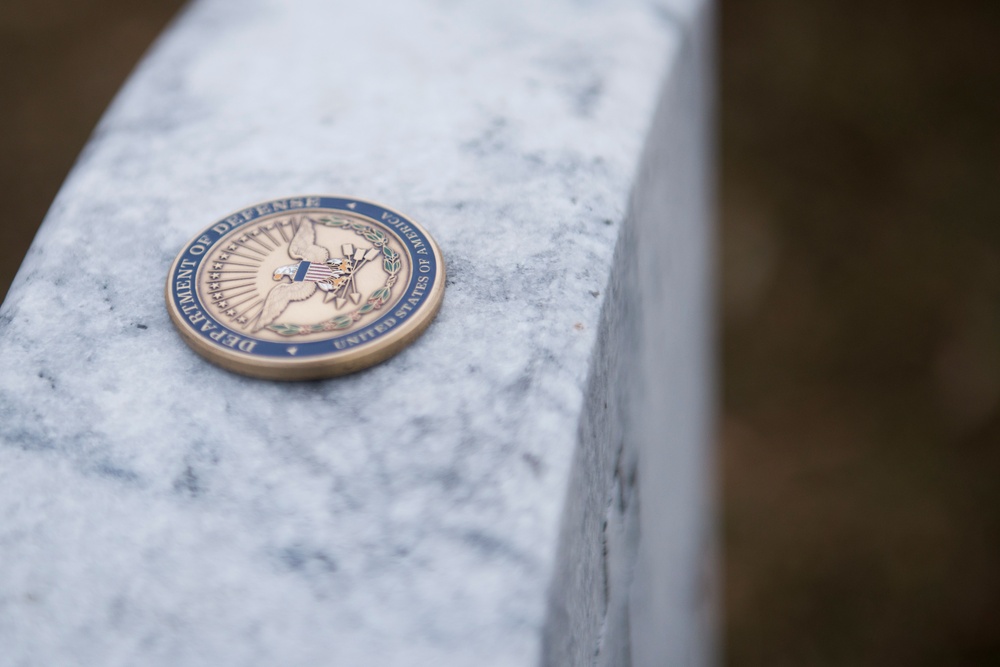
[165,196,445,381]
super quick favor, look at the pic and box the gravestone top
[0,0,712,665]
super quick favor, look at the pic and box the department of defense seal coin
[165,196,445,380]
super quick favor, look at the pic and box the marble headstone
[0,0,714,665]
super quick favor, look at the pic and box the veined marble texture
[0,0,713,665]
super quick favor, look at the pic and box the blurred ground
[722,1,1000,664]
[1,0,998,664]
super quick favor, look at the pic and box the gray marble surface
[0,0,712,665]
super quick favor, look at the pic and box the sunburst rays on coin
[203,224,274,330]
[203,215,380,333]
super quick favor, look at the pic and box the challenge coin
[165,196,445,380]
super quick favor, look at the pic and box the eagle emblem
[253,216,379,332]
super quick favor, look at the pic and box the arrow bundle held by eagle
[254,216,380,332]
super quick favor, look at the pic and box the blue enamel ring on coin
[165,196,445,380]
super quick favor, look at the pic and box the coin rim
[164,195,445,381]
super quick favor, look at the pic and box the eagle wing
[287,217,330,263]
[252,281,318,332]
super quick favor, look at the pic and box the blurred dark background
[722,2,999,664]
[1,0,998,663]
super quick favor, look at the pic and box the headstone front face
[0,1,714,665]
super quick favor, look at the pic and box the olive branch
[267,216,401,336]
